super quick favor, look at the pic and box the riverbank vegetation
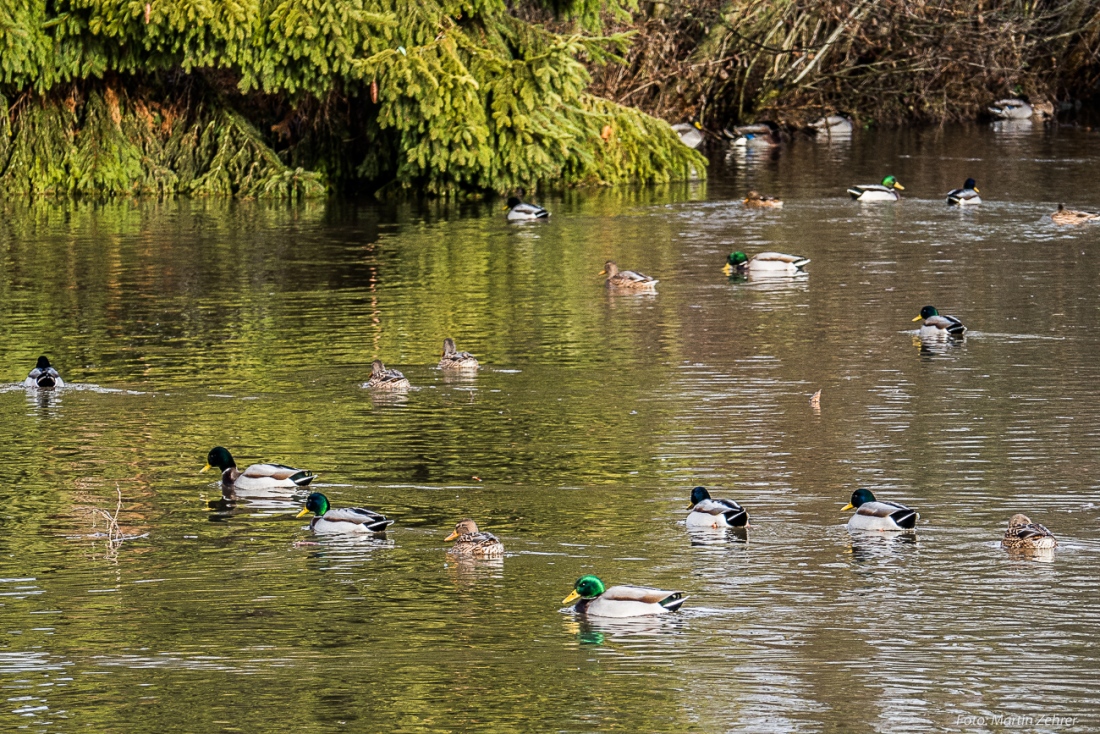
[0,0,703,198]
[586,0,1100,127]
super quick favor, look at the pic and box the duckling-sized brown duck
[1002,514,1057,550]
[1051,204,1099,225]
[601,261,658,290]
[362,359,410,390]
[438,338,479,371]
[445,519,504,558]
[743,191,783,208]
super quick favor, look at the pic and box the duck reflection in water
[445,555,504,587]
[564,614,683,646]
[846,531,918,564]
[915,335,966,358]
[687,526,748,546]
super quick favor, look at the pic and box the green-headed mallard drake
[296,492,394,534]
[363,359,410,390]
[723,251,809,276]
[25,355,64,388]
[1002,514,1057,550]
[202,446,315,490]
[444,519,504,558]
[848,176,904,202]
[686,486,748,528]
[439,338,479,371]
[843,488,918,531]
[947,178,982,206]
[671,121,704,150]
[562,575,686,618]
[1051,204,1099,226]
[506,197,549,221]
[913,305,966,338]
[601,261,658,290]
[743,190,783,208]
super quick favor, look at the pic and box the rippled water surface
[2,125,1099,732]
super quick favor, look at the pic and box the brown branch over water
[582,0,1100,126]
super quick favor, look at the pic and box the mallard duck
[671,121,704,150]
[731,130,780,148]
[1002,514,1057,550]
[297,492,394,534]
[988,98,1052,120]
[202,446,315,490]
[601,261,658,290]
[946,178,982,206]
[438,338,479,371]
[913,305,966,338]
[562,575,686,618]
[506,197,549,221]
[723,251,809,276]
[743,190,783,208]
[988,98,1033,119]
[848,176,904,202]
[842,488,918,531]
[445,519,504,558]
[362,359,411,390]
[686,486,748,528]
[810,115,853,136]
[1051,204,1099,226]
[24,356,64,388]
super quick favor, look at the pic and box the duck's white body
[309,507,394,534]
[24,372,64,388]
[572,586,686,618]
[847,500,919,531]
[848,185,900,202]
[25,363,63,388]
[811,115,853,135]
[671,123,704,150]
[745,252,810,274]
[223,463,314,491]
[507,202,550,221]
[919,315,966,339]
[687,498,748,528]
[946,188,982,206]
[988,98,1033,120]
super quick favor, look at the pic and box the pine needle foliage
[0,0,703,197]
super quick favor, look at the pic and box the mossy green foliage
[0,0,704,197]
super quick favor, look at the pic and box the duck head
[842,488,877,510]
[202,446,236,473]
[506,196,522,209]
[881,175,904,190]
[445,518,479,540]
[599,261,619,277]
[563,574,606,604]
[912,305,939,322]
[297,492,329,518]
[963,178,979,192]
[442,338,457,357]
[688,485,711,508]
[723,251,749,275]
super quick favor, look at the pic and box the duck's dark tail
[291,471,316,487]
[660,592,687,612]
[366,518,395,533]
[723,508,749,527]
[890,509,918,529]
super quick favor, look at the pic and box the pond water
[1,123,1099,732]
